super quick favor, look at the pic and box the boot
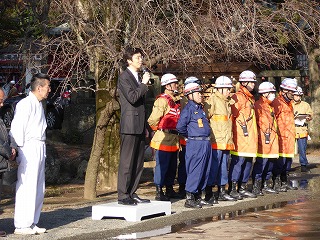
[204,186,213,201]
[282,182,298,191]
[228,181,243,200]
[239,183,257,198]
[218,185,237,201]
[165,185,180,199]
[262,181,278,194]
[273,176,284,192]
[195,192,213,206]
[252,179,264,196]
[155,185,170,201]
[185,192,202,208]
[281,174,298,191]
[177,184,186,199]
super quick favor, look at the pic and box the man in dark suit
[117,47,151,205]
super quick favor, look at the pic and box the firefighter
[204,76,236,202]
[293,86,313,173]
[177,82,212,208]
[177,76,204,198]
[148,73,181,201]
[251,82,279,196]
[228,70,258,200]
[271,78,298,191]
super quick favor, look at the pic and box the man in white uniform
[10,73,51,235]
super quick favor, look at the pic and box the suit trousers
[14,141,46,228]
[118,134,145,200]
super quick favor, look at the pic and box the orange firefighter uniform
[271,92,295,158]
[230,85,257,156]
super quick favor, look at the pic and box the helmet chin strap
[166,85,179,95]
[283,91,292,101]
[242,82,252,92]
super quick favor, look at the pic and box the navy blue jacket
[177,100,210,138]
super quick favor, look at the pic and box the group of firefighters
[147,70,313,209]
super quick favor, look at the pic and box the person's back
[230,85,257,156]
[271,92,295,157]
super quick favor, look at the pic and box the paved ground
[0,155,319,239]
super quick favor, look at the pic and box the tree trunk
[83,45,120,199]
[83,98,119,199]
[308,48,320,143]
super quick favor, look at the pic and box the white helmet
[239,70,256,82]
[184,83,202,96]
[184,76,202,86]
[280,78,297,91]
[258,82,276,94]
[215,76,233,88]
[294,86,303,95]
[161,73,178,86]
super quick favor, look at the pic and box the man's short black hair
[120,47,144,70]
[30,73,50,91]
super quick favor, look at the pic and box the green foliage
[0,0,49,47]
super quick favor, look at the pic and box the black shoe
[185,199,202,208]
[228,181,243,200]
[155,185,170,201]
[218,192,237,201]
[239,184,257,198]
[207,196,219,204]
[185,192,202,208]
[132,195,151,204]
[118,197,137,205]
[165,186,180,199]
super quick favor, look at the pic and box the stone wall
[61,103,96,144]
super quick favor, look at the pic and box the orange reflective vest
[271,92,295,158]
[204,90,234,150]
[254,97,279,158]
[148,92,180,152]
[230,86,257,157]
[293,100,313,139]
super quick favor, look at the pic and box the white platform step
[92,201,171,222]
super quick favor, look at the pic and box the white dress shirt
[127,67,140,84]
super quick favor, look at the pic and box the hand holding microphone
[141,66,151,85]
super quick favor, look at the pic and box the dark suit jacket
[118,68,149,135]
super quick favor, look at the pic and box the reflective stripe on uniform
[256,153,279,158]
[150,141,179,152]
[211,143,234,150]
[230,150,257,157]
[279,152,294,158]
[211,115,228,121]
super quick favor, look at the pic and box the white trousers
[14,141,46,228]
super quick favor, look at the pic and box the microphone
[141,66,154,85]
[141,66,149,73]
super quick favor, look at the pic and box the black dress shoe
[118,197,137,205]
[132,195,151,203]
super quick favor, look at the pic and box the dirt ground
[0,140,320,239]
[1,141,319,215]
